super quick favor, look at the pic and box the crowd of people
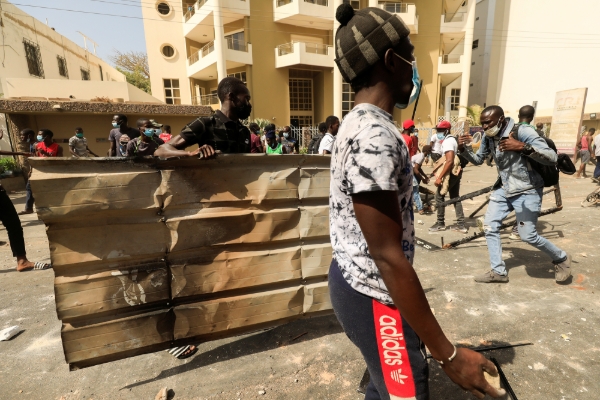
[1,3,598,398]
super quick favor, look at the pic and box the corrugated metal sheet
[29,155,333,370]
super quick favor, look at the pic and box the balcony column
[368,0,378,7]
[333,0,343,118]
[458,0,476,121]
[213,0,228,82]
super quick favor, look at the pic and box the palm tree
[462,104,483,126]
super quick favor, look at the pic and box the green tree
[462,104,484,126]
[110,50,151,94]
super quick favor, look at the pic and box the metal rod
[468,197,489,218]
[491,357,518,400]
[411,79,424,120]
[437,185,494,207]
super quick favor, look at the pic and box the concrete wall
[1,78,161,103]
[0,1,124,85]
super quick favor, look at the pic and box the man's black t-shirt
[179,110,251,153]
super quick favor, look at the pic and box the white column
[213,0,228,82]
[333,0,343,118]
[368,0,378,7]
[457,0,476,120]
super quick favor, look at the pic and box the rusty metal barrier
[29,155,333,370]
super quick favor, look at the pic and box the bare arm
[57,145,64,157]
[109,140,116,157]
[69,146,78,157]
[154,134,213,159]
[86,146,99,157]
[352,191,503,399]
[413,163,428,183]
[434,151,454,187]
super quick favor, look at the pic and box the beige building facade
[142,0,476,132]
[0,0,159,103]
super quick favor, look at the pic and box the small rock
[561,334,570,341]
[19,390,22,393]
[258,390,266,395]
[417,220,424,225]
[581,318,587,322]
[454,259,458,262]
[549,329,556,333]
[155,387,167,400]
[580,253,587,258]
[294,379,298,383]
[528,365,532,369]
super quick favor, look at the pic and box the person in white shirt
[429,120,467,233]
[429,130,444,162]
[318,115,340,155]
[412,145,432,214]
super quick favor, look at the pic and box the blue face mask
[76,133,84,138]
[437,132,446,140]
[143,129,155,137]
[393,53,421,110]
[37,135,43,142]
[112,122,120,128]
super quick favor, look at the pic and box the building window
[161,44,175,58]
[57,55,68,78]
[156,2,171,15]
[225,31,246,51]
[23,38,44,78]
[343,0,360,10]
[227,71,247,84]
[99,65,103,81]
[342,83,355,118]
[81,67,90,81]
[472,39,479,49]
[289,78,312,111]
[164,78,181,104]
[290,116,313,127]
[450,88,460,111]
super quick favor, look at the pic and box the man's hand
[423,176,430,184]
[441,348,505,399]
[499,132,525,152]
[189,144,216,159]
[434,177,443,187]
[458,135,472,146]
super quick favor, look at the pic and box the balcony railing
[184,0,208,21]
[379,2,413,14]
[443,12,465,23]
[277,41,329,56]
[441,54,462,64]
[188,41,215,65]
[226,38,248,52]
[192,93,219,106]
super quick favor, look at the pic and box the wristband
[435,345,457,365]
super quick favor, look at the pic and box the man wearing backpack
[318,115,340,155]
[458,105,571,284]
[308,123,327,155]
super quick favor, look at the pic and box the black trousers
[329,261,429,400]
[0,186,26,257]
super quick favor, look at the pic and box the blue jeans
[413,176,423,211]
[483,187,566,276]
[25,180,34,211]
[594,161,600,179]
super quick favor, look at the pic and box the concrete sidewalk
[0,166,598,400]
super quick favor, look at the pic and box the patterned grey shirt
[329,103,415,304]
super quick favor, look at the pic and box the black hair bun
[336,3,355,26]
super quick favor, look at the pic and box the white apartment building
[142,0,476,130]
[469,0,600,131]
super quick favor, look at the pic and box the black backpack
[511,124,559,187]
[308,134,324,154]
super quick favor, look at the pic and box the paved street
[1,164,598,400]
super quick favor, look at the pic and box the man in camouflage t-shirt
[328,4,503,400]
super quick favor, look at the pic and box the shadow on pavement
[121,314,343,390]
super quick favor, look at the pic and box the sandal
[17,210,34,215]
[33,262,52,270]
[167,345,198,359]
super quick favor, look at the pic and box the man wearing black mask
[155,77,252,158]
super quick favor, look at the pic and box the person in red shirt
[402,119,419,157]
[36,129,63,157]
[158,125,172,143]
[248,122,263,153]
